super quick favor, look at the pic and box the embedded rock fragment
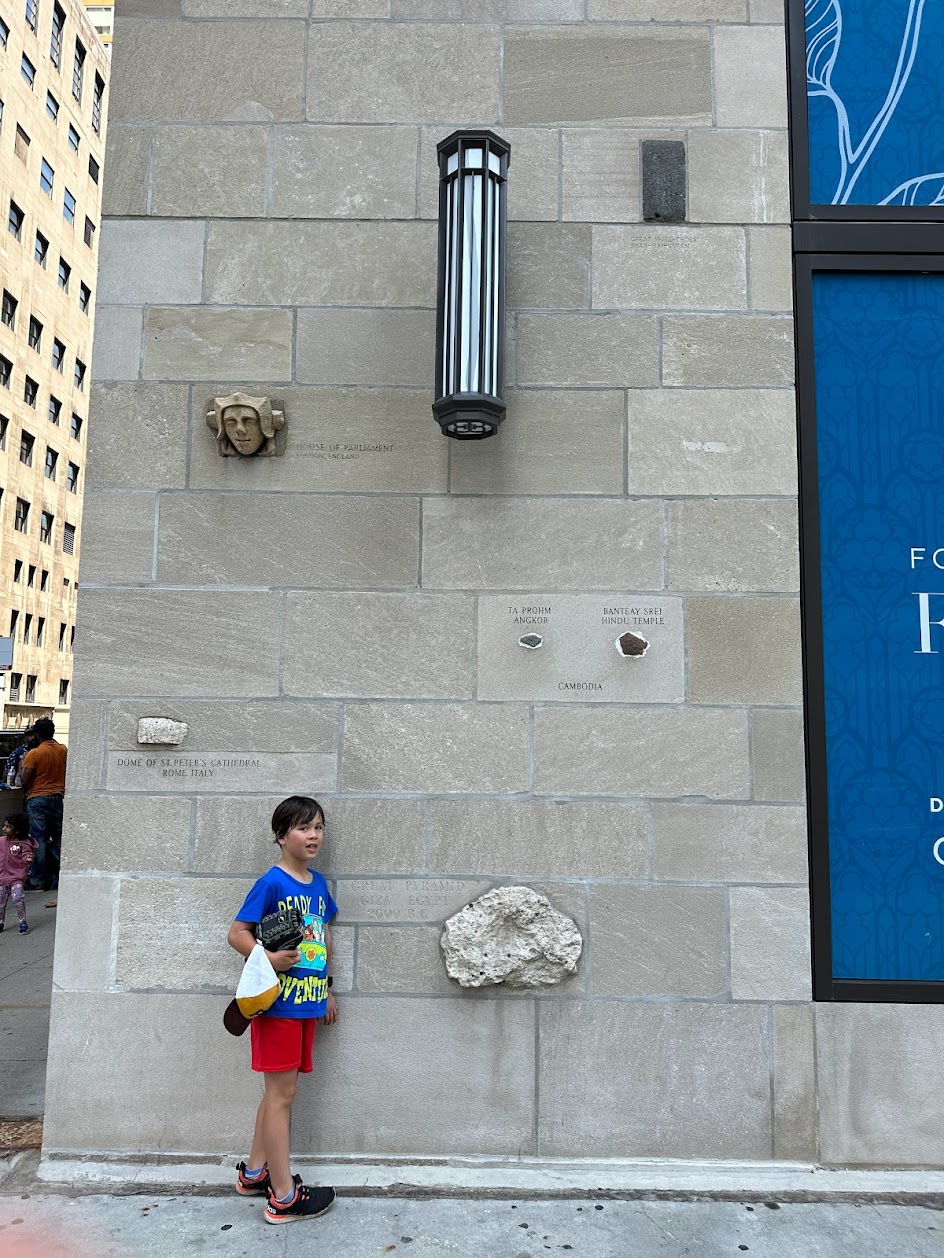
[518,633,544,649]
[136,717,189,746]
[616,630,649,657]
[441,886,582,988]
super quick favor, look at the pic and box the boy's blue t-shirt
[236,866,338,1020]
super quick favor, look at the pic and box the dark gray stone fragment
[642,140,687,223]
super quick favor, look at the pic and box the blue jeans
[27,795,63,890]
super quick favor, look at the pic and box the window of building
[0,18,9,49]
[71,39,84,103]
[88,155,99,184]
[40,158,54,196]
[22,614,32,644]
[25,676,36,704]
[14,498,29,533]
[62,521,75,554]
[67,123,78,153]
[69,625,74,652]
[19,431,34,466]
[58,678,68,704]
[40,510,53,543]
[40,569,48,591]
[25,0,39,30]
[69,411,82,440]
[8,201,24,240]
[45,90,58,121]
[92,73,104,134]
[63,188,75,224]
[0,415,7,449]
[78,282,90,313]
[9,612,18,638]
[36,618,45,646]
[27,565,35,587]
[35,231,48,266]
[66,461,78,492]
[28,316,42,350]
[15,125,30,161]
[48,395,61,425]
[57,622,65,650]
[0,357,11,388]
[1,291,16,329]
[13,561,22,583]
[50,2,64,68]
[44,447,57,479]
[21,54,36,88]
[83,217,95,248]
[52,338,65,371]
[57,258,70,290]
[74,359,85,390]
[23,377,38,407]
[8,673,21,702]
[0,100,4,133]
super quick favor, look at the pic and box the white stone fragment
[136,718,189,746]
[441,886,582,988]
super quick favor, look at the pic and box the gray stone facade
[43,0,938,1169]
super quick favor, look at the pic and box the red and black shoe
[264,1183,336,1224]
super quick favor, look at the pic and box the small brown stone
[616,631,649,657]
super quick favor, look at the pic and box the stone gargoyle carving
[206,392,285,458]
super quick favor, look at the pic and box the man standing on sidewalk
[21,718,67,907]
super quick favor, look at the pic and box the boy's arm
[322,923,338,1024]
[227,919,300,972]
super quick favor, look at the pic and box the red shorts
[250,1015,316,1074]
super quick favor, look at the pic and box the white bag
[235,943,281,1019]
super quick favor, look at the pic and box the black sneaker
[264,1183,335,1225]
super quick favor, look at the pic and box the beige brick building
[0,0,107,744]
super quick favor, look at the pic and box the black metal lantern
[433,130,511,440]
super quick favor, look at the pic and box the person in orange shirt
[21,719,67,903]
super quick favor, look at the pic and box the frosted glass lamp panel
[460,174,483,394]
[465,147,483,168]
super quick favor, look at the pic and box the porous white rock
[441,886,582,988]
[136,718,189,746]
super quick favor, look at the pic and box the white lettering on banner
[934,837,944,867]
[914,592,944,653]
[931,798,943,813]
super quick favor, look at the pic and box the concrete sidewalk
[0,890,54,1119]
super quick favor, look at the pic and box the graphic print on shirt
[277,892,329,1007]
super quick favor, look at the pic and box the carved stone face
[222,403,265,457]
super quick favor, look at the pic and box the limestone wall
[43,0,944,1169]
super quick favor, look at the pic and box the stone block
[294,998,535,1155]
[107,750,337,795]
[561,129,640,223]
[752,707,806,802]
[296,310,435,386]
[535,706,749,798]
[421,498,663,591]
[816,1004,944,1165]
[392,0,500,12]
[43,992,260,1153]
[64,700,107,791]
[627,390,798,496]
[507,224,591,310]
[592,886,727,999]
[338,878,490,924]
[516,315,659,387]
[342,703,529,793]
[188,387,447,494]
[205,220,436,307]
[504,28,711,125]
[284,592,474,700]
[419,126,559,223]
[477,593,684,704]
[63,794,192,873]
[115,0,181,11]
[101,125,152,216]
[271,125,418,219]
[750,0,785,20]
[142,308,293,382]
[749,226,793,311]
[450,390,625,496]
[590,0,745,14]
[506,0,583,13]
[136,718,188,745]
[652,803,808,883]
[429,800,647,878]
[151,125,268,216]
[593,226,746,311]
[688,596,802,704]
[194,797,426,877]
[85,383,189,489]
[183,0,308,12]
[357,926,455,994]
[662,314,794,387]
[442,886,582,988]
[157,493,419,588]
[308,22,500,123]
[92,307,143,382]
[689,130,789,226]
[668,498,799,592]
[773,1004,817,1160]
[312,0,389,13]
[714,25,788,128]
[730,887,811,1000]
[51,876,116,991]
[641,139,686,223]
[78,491,155,584]
[538,1002,771,1157]
[116,876,251,989]
[109,19,306,122]
[109,699,338,754]
[96,221,205,306]
[331,925,355,993]
[73,590,281,697]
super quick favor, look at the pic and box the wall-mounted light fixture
[433,129,511,440]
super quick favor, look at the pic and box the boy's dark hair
[32,718,55,741]
[271,795,325,843]
[3,812,30,840]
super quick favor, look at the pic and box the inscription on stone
[290,441,396,462]
[337,879,491,924]
[477,593,684,703]
[107,751,336,794]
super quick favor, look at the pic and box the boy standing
[227,795,338,1225]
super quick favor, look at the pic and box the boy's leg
[247,1090,268,1171]
[260,1069,298,1200]
[11,882,27,927]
